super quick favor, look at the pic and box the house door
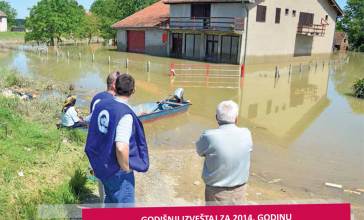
[127,30,145,53]
[298,12,314,26]
[171,33,183,57]
[206,35,219,62]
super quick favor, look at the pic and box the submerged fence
[0,43,350,89]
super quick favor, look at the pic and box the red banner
[82,203,350,220]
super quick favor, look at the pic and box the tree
[338,0,364,52]
[25,0,85,46]
[90,0,156,41]
[90,0,125,40]
[83,13,101,44]
[0,1,17,29]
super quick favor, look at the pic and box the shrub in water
[353,78,364,98]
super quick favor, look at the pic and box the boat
[56,89,191,129]
[133,88,191,122]
[134,99,191,122]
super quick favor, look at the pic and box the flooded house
[113,0,343,64]
[333,31,349,52]
[0,10,7,32]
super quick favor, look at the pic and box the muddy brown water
[0,46,363,216]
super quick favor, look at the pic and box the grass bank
[0,70,95,219]
[0,32,25,42]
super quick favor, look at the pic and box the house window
[298,12,314,26]
[344,39,347,43]
[325,15,329,20]
[221,35,239,63]
[191,3,211,18]
[275,8,281,24]
[185,34,201,58]
[206,34,219,61]
[285,9,289,15]
[256,5,267,22]
[293,10,297,17]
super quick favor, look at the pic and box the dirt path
[135,147,363,218]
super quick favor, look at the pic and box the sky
[8,0,348,19]
[8,0,95,19]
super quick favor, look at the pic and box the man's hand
[116,142,130,172]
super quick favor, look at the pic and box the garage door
[127,31,145,53]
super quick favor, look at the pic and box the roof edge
[329,0,344,16]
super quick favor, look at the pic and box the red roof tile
[112,1,170,29]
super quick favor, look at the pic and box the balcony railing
[160,17,244,32]
[297,24,326,36]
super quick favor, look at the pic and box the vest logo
[97,110,109,134]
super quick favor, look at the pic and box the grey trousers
[205,184,247,206]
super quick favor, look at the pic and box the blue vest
[90,91,114,113]
[85,98,149,181]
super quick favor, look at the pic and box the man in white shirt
[85,74,149,205]
[196,100,253,205]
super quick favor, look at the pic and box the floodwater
[0,46,363,214]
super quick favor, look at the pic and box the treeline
[337,0,364,52]
[24,0,156,46]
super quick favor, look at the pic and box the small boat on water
[133,88,191,122]
[57,88,191,129]
[134,99,191,122]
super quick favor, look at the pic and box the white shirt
[61,106,80,127]
[196,124,253,187]
[114,97,133,145]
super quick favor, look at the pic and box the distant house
[0,10,7,32]
[333,31,349,52]
[11,19,26,32]
[113,0,343,64]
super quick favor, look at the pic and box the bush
[353,78,364,98]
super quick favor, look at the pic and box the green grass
[0,93,93,219]
[0,31,25,42]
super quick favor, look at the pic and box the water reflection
[240,63,330,140]
[333,53,364,114]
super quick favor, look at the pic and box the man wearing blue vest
[86,71,120,202]
[85,73,149,205]
[86,71,120,119]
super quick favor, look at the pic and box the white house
[0,10,7,32]
[113,0,343,64]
